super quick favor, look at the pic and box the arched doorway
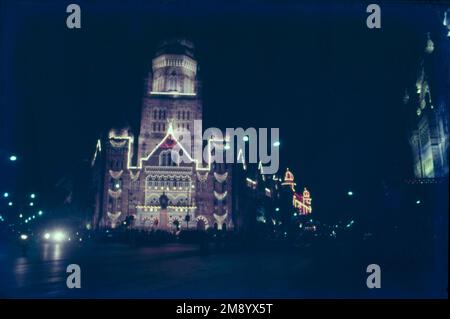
[196,219,206,231]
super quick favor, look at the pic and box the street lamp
[38,210,43,216]
[416,200,421,205]
[3,192,9,198]
[9,155,17,161]
[347,191,354,196]
[243,136,249,142]
[30,193,36,199]
[273,141,281,147]
[8,201,13,206]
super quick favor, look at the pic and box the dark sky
[1,0,447,222]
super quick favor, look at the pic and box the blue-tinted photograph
[0,0,448,300]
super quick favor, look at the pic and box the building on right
[404,12,449,179]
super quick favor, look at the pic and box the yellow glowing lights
[150,91,196,96]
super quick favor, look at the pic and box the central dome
[151,38,198,94]
[155,38,195,59]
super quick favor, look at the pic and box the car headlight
[53,231,66,242]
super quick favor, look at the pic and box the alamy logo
[366,264,381,288]
[168,121,280,174]
[366,4,381,29]
[66,264,81,288]
[66,4,81,29]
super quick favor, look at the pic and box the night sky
[1,0,446,223]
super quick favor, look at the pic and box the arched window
[168,72,177,91]
[159,150,179,166]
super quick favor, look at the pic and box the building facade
[92,39,233,231]
[405,24,449,179]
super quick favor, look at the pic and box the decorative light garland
[110,139,128,148]
[108,189,122,199]
[109,169,123,179]
[91,139,102,167]
[214,190,228,201]
[129,170,140,181]
[136,205,197,211]
[107,211,121,221]
[105,123,225,172]
[196,215,210,229]
[197,171,209,182]
[213,212,228,229]
[214,172,228,183]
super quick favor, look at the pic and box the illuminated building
[234,160,312,233]
[281,168,312,216]
[92,39,233,231]
[405,28,449,179]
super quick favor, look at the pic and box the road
[0,239,445,298]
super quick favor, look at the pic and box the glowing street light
[19,214,23,218]
[347,191,354,196]
[29,202,34,207]
[8,201,13,206]
[273,141,281,147]
[416,200,421,205]
[275,207,280,212]
[243,136,249,142]
[9,155,17,162]
[3,192,9,198]
[30,193,36,199]
[224,144,231,150]
[38,210,43,216]
[20,234,28,240]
